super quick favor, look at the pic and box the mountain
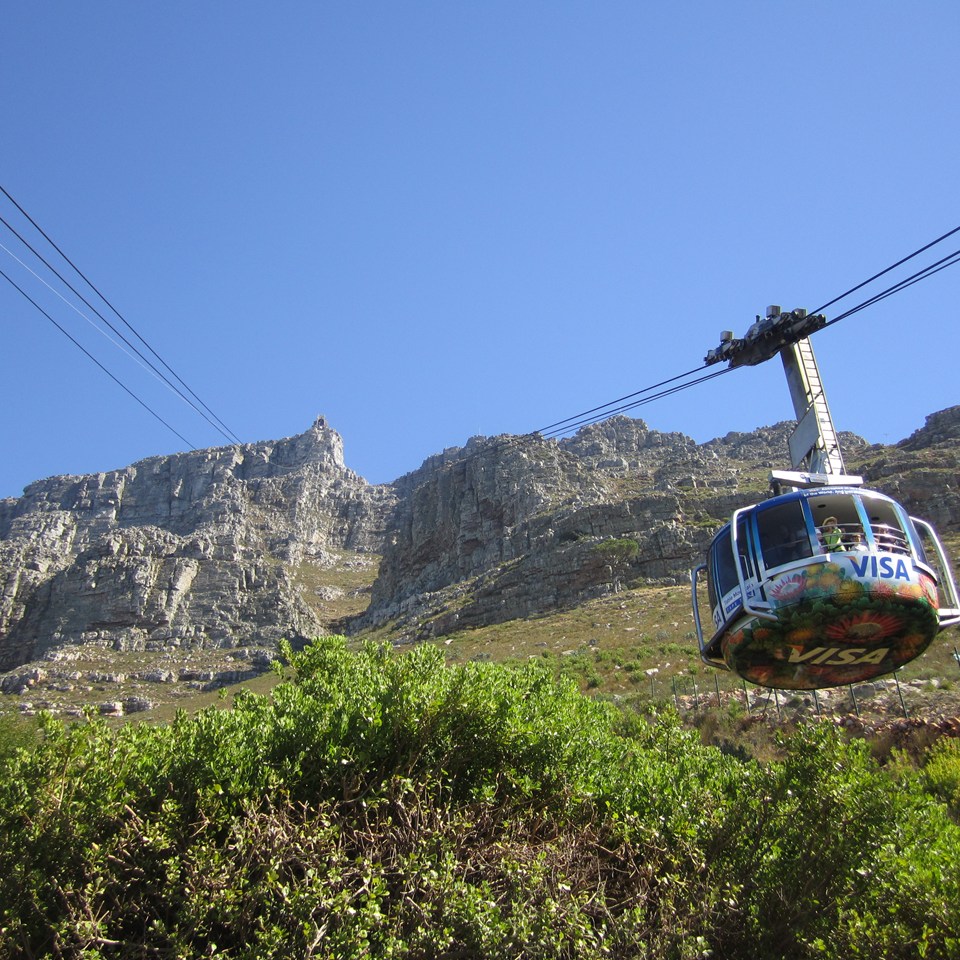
[1,407,958,707]
[349,417,875,640]
[0,417,395,672]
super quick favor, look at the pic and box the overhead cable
[823,246,960,328]
[810,224,960,316]
[536,367,733,440]
[507,223,960,458]
[532,363,709,439]
[0,184,242,445]
[0,215,242,446]
[1,267,196,450]
[447,366,735,473]
[1,239,155,367]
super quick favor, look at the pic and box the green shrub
[0,712,40,766]
[590,537,639,560]
[921,736,960,815]
[1,639,958,958]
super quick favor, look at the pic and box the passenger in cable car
[819,516,843,552]
[847,531,868,551]
[874,521,905,553]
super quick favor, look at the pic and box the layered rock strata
[0,417,396,671]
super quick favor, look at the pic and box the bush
[0,712,40,766]
[921,736,960,815]
[1,639,958,958]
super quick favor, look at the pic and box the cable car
[690,307,960,689]
[691,485,960,689]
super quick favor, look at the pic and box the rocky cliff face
[350,417,845,638]
[349,411,958,641]
[861,407,960,531]
[2,407,958,677]
[0,417,396,671]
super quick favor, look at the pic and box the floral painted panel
[722,559,940,689]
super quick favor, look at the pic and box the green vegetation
[922,736,960,816]
[428,585,699,684]
[590,538,640,563]
[590,538,640,592]
[293,550,381,623]
[0,712,40,765]
[2,637,959,959]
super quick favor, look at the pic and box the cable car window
[713,527,740,598]
[756,501,812,569]
[736,514,754,579]
[906,518,929,565]
[808,495,866,551]
[706,551,718,613]
[865,503,910,555]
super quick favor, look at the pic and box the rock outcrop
[349,410,956,640]
[858,407,960,531]
[0,417,396,671]
[350,417,841,638]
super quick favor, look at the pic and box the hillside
[1,407,958,719]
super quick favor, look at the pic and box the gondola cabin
[691,487,960,689]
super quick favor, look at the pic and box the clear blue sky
[2,2,958,499]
